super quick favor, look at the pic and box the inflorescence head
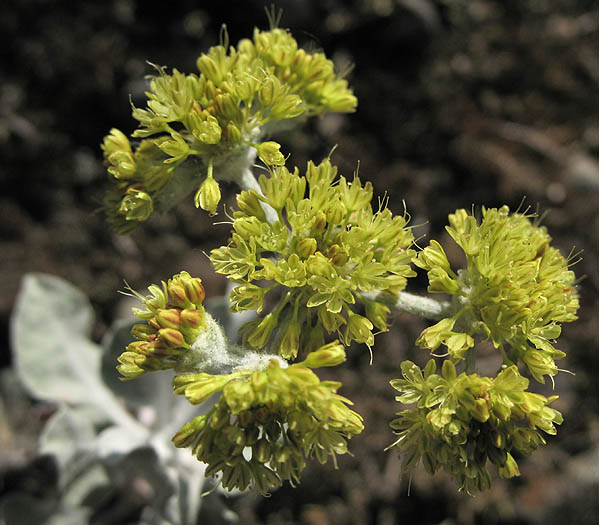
[116,272,206,379]
[414,206,579,383]
[210,158,416,358]
[172,342,363,494]
[389,359,563,493]
[101,26,357,233]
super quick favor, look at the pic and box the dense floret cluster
[116,272,206,379]
[414,206,579,382]
[389,360,562,493]
[101,27,357,232]
[172,344,363,493]
[210,158,416,357]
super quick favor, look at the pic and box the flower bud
[326,202,346,225]
[312,211,327,232]
[157,134,190,163]
[415,240,452,274]
[158,328,185,348]
[107,151,136,179]
[487,445,507,466]
[131,323,156,341]
[236,411,253,428]
[173,374,230,405]
[279,317,301,360]
[416,317,457,352]
[102,128,131,155]
[180,308,204,329]
[224,379,255,413]
[245,425,260,445]
[269,94,304,120]
[167,282,187,306]
[258,76,279,107]
[226,121,242,143]
[183,277,205,305]
[297,237,317,259]
[223,426,246,447]
[233,216,264,239]
[246,312,278,349]
[253,439,272,463]
[498,452,520,478]
[274,444,293,463]
[214,93,241,122]
[265,420,282,441]
[254,406,270,425]
[328,244,348,266]
[196,55,222,84]
[127,340,157,356]
[287,410,313,432]
[195,172,221,215]
[471,398,490,423]
[209,406,231,429]
[302,342,346,368]
[156,308,181,329]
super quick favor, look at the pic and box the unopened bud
[297,238,317,259]
[246,312,278,349]
[471,398,490,422]
[180,308,204,329]
[195,172,221,215]
[312,211,327,232]
[258,77,279,107]
[253,439,272,463]
[223,426,246,446]
[102,128,131,155]
[159,328,185,348]
[345,312,374,346]
[226,121,242,143]
[167,282,187,306]
[498,452,520,478]
[238,411,254,428]
[245,425,260,445]
[131,323,156,341]
[237,190,267,222]
[328,244,348,265]
[196,55,221,84]
[302,342,347,368]
[156,308,181,329]
[279,318,301,360]
[184,278,205,305]
[326,202,346,225]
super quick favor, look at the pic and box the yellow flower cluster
[414,206,579,382]
[172,343,363,493]
[116,272,206,379]
[389,360,562,493]
[210,158,416,357]
[102,26,357,233]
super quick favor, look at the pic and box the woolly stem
[176,312,287,375]
[365,290,453,321]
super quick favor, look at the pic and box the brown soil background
[1,1,598,524]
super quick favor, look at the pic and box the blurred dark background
[1,0,598,523]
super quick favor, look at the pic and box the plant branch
[365,290,453,321]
